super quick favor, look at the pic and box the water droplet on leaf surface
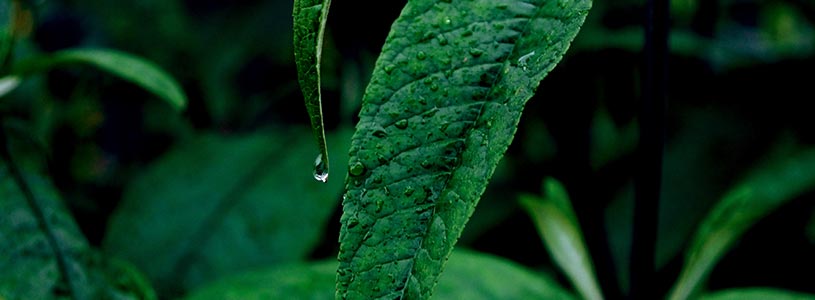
[313,154,329,182]
[349,161,366,176]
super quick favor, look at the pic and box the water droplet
[375,199,384,212]
[437,35,448,45]
[417,51,427,60]
[373,129,387,138]
[395,119,408,129]
[421,160,431,168]
[444,18,452,25]
[384,65,395,74]
[373,176,383,184]
[469,48,484,57]
[313,154,329,182]
[430,84,439,91]
[404,186,415,196]
[518,51,536,71]
[349,161,366,176]
[347,217,360,229]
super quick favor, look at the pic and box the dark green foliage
[0,163,156,300]
[336,0,590,298]
[185,249,576,300]
[103,129,351,295]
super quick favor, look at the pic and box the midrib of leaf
[0,133,84,299]
[293,0,332,181]
[337,0,591,298]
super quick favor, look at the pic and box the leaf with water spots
[336,0,591,298]
[293,0,333,182]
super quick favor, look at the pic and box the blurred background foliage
[2,0,815,298]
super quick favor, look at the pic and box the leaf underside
[336,0,590,299]
[293,0,332,181]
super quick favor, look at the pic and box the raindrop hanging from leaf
[293,0,332,182]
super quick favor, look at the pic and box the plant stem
[631,0,669,298]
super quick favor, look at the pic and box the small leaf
[103,128,351,297]
[700,288,815,300]
[13,48,187,110]
[337,0,591,298]
[520,178,604,300]
[293,0,333,182]
[184,249,575,300]
[0,163,156,300]
[668,147,815,300]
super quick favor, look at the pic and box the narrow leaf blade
[520,178,604,300]
[13,48,187,110]
[293,0,332,182]
[337,0,591,298]
[668,147,815,300]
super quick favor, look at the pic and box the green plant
[4,0,815,299]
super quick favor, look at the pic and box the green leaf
[0,163,156,300]
[700,288,815,300]
[103,128,351,297]
[184,249,575,300]
[12,48,187,110]
[293,0,333,182]
[337,1,591,298]
[668,147,815,300]
[520,178,603,300]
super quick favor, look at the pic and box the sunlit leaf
[668,147,815,300]
[293,0,333,182]
[103,128,351,297]
[0,162,155,300]
[336,0,591,298]
[520,178,604,300]
[13,48,187,110]
[184,249,575,300]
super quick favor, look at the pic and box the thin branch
[630,0,669,298]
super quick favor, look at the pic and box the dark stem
[0,122,82,299]
[631,0,669,299]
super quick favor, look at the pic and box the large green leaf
[293,0,333,182]
[337,0,591,298]
[103,128,350,297]
[668,147,815,300]
[12,48,187,110]
[0,163,155,300]
[520,178,603,300]
[700,288,815,300]
[184,249,576,300]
